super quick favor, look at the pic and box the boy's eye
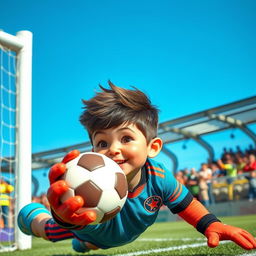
[96,140,108,148]
[122,136,133,143]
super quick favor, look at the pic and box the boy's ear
[148,137,163,158]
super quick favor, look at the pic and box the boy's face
[91,123,153,181]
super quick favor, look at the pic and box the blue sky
[1,1,256,193]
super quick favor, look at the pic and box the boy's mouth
[113,159,127,165]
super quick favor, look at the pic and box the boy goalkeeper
[18,81,256,252]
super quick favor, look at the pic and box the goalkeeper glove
[47,150,96,228]
[205,221,256,250]
[179,198,256,250]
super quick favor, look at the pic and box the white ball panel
[102,155,124,174]
[64,165,91,188]
[90,167,116,189]
[65,157,80,168]
[97,190,121,212]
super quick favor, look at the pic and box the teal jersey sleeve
[145,159,190,211]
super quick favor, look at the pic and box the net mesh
[0,43,17,251]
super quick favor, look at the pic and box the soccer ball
[60,152,128,225]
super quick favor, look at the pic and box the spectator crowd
[175,145,256,206]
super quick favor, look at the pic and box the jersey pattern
[71,158,190,249]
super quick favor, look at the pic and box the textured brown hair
[79,81,159,143]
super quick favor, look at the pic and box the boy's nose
[108,143,121,156]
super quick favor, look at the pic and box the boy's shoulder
[145,157,170,170]
[144,158,187,202]
[144,158,174,182]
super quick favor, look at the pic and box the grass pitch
[3,214,256,256]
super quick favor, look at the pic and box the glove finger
[62,150,80,164]
[239,230,256,249]
[207,232,220,248]
[230,233,254,250]
[59,196,84,219]
[59,196,96,225]
[49,163,67,184]
[241,230,256,245]
[71,209,97,226]
[47,180,69,209]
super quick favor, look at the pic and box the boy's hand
[47,180,96,226]
[47,150,97,227]
[48,149,80,184]
[205,222,256,250]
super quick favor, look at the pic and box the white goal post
[0,30,32,251]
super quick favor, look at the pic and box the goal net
[0,30,32,251]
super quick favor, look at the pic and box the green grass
[3,214,256,256]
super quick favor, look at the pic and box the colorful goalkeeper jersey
[45,158,192,249]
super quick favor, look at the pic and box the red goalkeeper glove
[179,198,256,250]
[47,150,96,228]
[205,222,256,250]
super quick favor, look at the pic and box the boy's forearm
[178,198,220,234]
[178,197,256,250]
[31,213,52,240]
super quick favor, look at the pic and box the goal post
[0,30,32,251]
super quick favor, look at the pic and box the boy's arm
[47,150,96,228]
[178,198,256,250]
